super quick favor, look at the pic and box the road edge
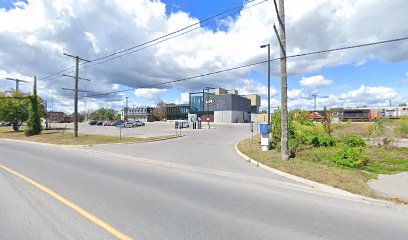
[234,139,393,205]
[0,135,182,148]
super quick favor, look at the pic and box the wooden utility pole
[273,0,289,160]
[5,77,28,92]
[62,53,90,137]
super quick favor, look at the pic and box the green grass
[0,127,179,145]
[238,134,408,198]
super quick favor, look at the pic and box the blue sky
[0,0,407,112]
[0,0,27,10]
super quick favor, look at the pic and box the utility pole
[125,97,129,121]
[273,0,289,160]
[132,104,135,120]
[5,78,28,92]
[63,53,91,137]
[312,94,317,111]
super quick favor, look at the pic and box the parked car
[88,120,98,126]
[0,122,11,127]
[103,121,112,126]
[113,120,125,127]
[96,121,103,126]
[134,120,145,126]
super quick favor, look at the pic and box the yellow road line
[0,163,133,240]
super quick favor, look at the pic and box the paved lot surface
[54,122,223,138]
[1,125,408,240]
[368,172,408,201]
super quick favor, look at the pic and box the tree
[399,103,407,107]
[89,108,116,121]
[0,91,30,131]
[260,110,267,114]
[0,90,46,132]
[25,77,42,136]
[152,100,167,121]
[321,106,333,136]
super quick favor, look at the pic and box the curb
[0,135,182,148]
[234,139,392,205]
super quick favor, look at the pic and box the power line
[86,36,408,98]
[76,0,269,71]
[91,0,265,63]
[38,0,268,81]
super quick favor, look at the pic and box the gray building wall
[206,94,251,112]
[214,110,251,123]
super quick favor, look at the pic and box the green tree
[26,78,42,136]
[0,91,30,131]
[89,108,116,121]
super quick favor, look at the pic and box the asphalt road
[1,125,408,240]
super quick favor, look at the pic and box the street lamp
[260,44,271,151]
[260,44,271,126]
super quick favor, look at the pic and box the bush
[311,136,337,147]
[24,129,34,136]
[368,119,385,137]
[344,135,366,148]
[395,118,408,138]
[333,135,367,168]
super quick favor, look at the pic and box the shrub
[271,109,281,150]
[368,119,385,137]
[311,136,337,147]
[344,135,366,148]
[333,135,367,168]
[24,129,34,136]
[395,118,408,138]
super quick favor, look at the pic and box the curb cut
[234,139,392,205]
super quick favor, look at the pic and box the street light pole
[260,44,271,126]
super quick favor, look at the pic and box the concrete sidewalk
[368,172,408,201]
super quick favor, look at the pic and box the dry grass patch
[0,127,179,145]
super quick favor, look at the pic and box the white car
[124,120,145,128]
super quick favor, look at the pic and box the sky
[0,0,407,114]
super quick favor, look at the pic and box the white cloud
[235,79,278,98]
[84,31,100,54]
[175,92,189,104]
[288,89,303,99]
[134,88,166,103]
[339,85,398,102]
[300,75,332,89]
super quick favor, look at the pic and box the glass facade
[167,105,189,120]
[189,92,204,113]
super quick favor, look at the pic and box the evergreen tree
[26,77,42,136]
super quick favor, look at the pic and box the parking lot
[52,121,242,138]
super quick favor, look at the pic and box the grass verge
[238,135,408,199]
[0,127,179,145]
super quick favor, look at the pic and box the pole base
[261,146,269,151]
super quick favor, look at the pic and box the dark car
[113,120,125,127]
[88,120,98,126]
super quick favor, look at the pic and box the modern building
[121,106,154,122]
[189,88,260,123]
[166,104,190,120]
[47,111,65,123]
